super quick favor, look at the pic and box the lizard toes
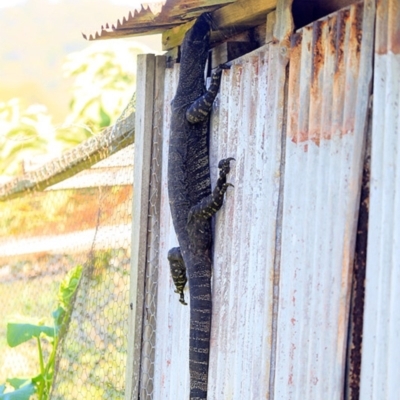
[218,157,235,169]
[221,182,234,193]
[219,63,231,70]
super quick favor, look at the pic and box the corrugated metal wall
[275,2,374,399]
[150,3,373,398]
[207,47,285,399]
[360,0,400,398]
[150,3,293,398]
[127,1,390,399]
[154,44,287,399]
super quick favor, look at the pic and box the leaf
[0,381,36,400]
[6,323,54,348]
[52,306,66,334]
[58,265,82,310]
[5,379,30,390]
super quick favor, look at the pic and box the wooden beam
[162,0,277,50]
[162,20,196,51]
[212,0,276,29]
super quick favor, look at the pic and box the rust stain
[291,31,302,48]
[287,32,302,143]
[328,13,338,57]
[291,130,310,145]
[376,0,400,54]
[311,20,325,86]
[388,0,400,54]
[334,8,348,75]
[288,2,364,146]
[351,2,364,56]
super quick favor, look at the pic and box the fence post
[125,53,156,400]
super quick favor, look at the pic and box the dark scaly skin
[168,247,188,305]
[167,13,233,400]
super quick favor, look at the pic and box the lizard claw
[179,297,188,306]
[218,157,235,169]
[220,182,234,193]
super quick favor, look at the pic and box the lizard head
[185,13,211,45]
[180,13,211,68]
[173,13,213,102]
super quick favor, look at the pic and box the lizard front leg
[186,65,229,124]
[188,157,234,221]
[168,247,188,305]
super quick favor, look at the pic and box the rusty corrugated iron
[153,43,285,399]
[151,3,292,393]
[128,1,381,398]
[82,0,234,41]
[360,0,400,398]
[274,1,374,399]
[150,3,292,397]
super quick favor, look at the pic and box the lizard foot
[219,63,231,70]
[168,247,188,306]
[218,157,235,177]
[214,63,231,77]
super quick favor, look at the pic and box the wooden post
[125,53,155,400]
[139,55,166,400]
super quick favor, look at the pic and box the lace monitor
[167,12,233,400]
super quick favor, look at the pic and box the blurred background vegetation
[0,40,148,177]
[0,2,156,394]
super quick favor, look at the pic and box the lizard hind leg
[168,247,188,305]
[188,157,234,222]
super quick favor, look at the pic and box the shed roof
[82,0,234,41]
[83,0,277,50]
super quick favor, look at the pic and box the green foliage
[57,41,146,146]
[0,378,36,400]
[0,40,145,176]
[0,266,83,400]
[6,324,54,348]
[0,100,60,175]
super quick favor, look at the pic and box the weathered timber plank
[162,0,277,50]
[125,53,155,400]
[139,55,166,400]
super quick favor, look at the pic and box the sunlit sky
[0,0,150,8]
[0,0,162,123]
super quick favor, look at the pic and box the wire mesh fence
[0,94,136,399]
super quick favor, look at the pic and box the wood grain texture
[125,53,155,400]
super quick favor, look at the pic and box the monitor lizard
[167,12,233,400]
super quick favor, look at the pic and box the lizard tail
[188,266,212,399]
